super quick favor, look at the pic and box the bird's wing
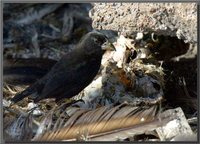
[38,60,91,100]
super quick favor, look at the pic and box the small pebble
[135,32,143,40]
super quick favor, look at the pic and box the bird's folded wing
[39,61,90,100]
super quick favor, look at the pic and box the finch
[11,30,115,103]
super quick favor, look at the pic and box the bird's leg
[55,98,84,107]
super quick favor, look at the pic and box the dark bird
[11,30,115,103]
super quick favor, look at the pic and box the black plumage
[11,31,115,103]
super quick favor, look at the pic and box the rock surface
[90,3,197,43]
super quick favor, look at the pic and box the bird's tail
[10,86,36,103]
[10,80,44,103]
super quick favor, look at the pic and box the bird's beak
[101,40,116,51]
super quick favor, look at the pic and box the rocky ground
[90,2,197,118]
[90,3,197,43]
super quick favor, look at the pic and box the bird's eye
[93,37,100,45]
[93,36,106,45]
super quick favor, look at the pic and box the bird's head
[78,30,115,56]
